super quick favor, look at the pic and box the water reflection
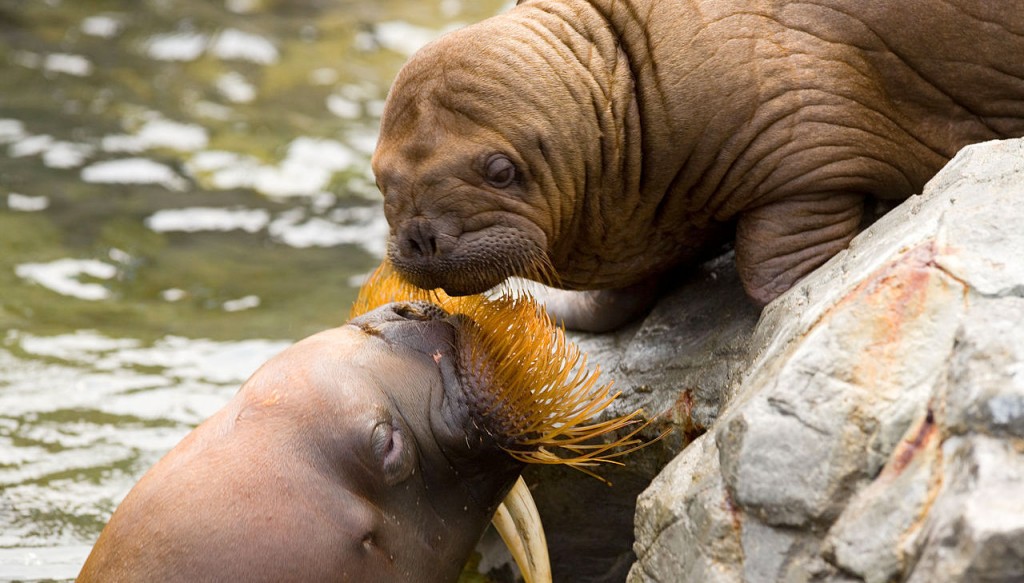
[0,0,507,580]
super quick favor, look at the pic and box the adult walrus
[77,267,647,582]
[374,0,1024,331]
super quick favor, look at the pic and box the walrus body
[78,303,523,582]
[374,0,1024,331]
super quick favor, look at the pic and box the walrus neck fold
[506,0,649,276]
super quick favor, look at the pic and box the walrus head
[373,6,643,295]
[79,262,649,583]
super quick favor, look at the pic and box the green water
[0,1,507,580]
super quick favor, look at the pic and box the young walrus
[373,0,1024,331]
[78,261,651,583]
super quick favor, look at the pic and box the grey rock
[907,435,1024,583]
[629,434,743,583]
[625,138,1024,583]
[520,252,761,583]
[946,297,1024,439]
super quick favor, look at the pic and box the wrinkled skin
[374,0,1024,332]
[78,303,522,583]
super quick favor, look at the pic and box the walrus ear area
[483,153,518,189]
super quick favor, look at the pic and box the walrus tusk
[492,476,551,583]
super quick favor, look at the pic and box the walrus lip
[386,223,554,297]
[387,254,505,297]
[493,477,551,583]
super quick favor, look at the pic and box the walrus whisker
[351,260,661,474]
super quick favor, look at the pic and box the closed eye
[371,415,415,485]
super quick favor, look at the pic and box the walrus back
[785,0,1024,157]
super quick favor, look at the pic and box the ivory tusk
[492,476,551,583]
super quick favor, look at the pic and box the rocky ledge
[510,138,1024,583]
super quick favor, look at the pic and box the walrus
[77,264,647,582]
[373,0,1024,331]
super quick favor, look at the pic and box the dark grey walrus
[374,0,1024,331]
[77,269,645,582]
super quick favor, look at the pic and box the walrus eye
[485,154,517,188]
[371,418,415,485]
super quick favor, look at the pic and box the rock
[517,251,762,583]
[627,138,1024,583]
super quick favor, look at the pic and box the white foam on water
[135,118,209,151]
[81,158,186,190]
[216,71,256,103]
[268,205,388,256]
[100,134,145,153]
[285,136,356,172]
[251,160,334,196]
[144,207,271,233]
[16,329,140,361]
[81,14,122,38]
[0,546,93,581]
[186,137,362,197]
[185,150,261,190]
[7,193,50,212]
[210,29,279,64]
[161,288,187,302]
[373,21,464,56]
[43,53,93,76]
[95,334,290,385]
[15,259,118,301]
[9,134,54,158]
[42,141,95,168]
[0,119,27,144]
[144,32,208,62]
[327,94,361,119]
[222,295,260,312]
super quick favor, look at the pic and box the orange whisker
[350,260,661,475]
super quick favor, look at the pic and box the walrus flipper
[735,193,864,306]
[526,279,661,333]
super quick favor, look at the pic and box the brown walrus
[77,265,649,582]
[373,0,1024,331]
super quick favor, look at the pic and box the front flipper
[508,278,661,333]
[735,193,864,306]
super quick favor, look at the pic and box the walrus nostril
[393,301,447,321]
[402,219,438,259]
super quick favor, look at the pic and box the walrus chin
[351,260,659,581]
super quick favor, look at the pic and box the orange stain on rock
[843,243,940,390]
[890,409,937,475]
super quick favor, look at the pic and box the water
[0,1,506,580]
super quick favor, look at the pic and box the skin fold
[77,303,523,583]
[373,0,1024,331]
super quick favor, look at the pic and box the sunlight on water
[0,331,290,579]
[0,0,509,580]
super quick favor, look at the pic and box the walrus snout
[396,217,445,259]
[389,216,482,293]
[348,301,457,354]
[388,220,552,296]
[388,300,448,322]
